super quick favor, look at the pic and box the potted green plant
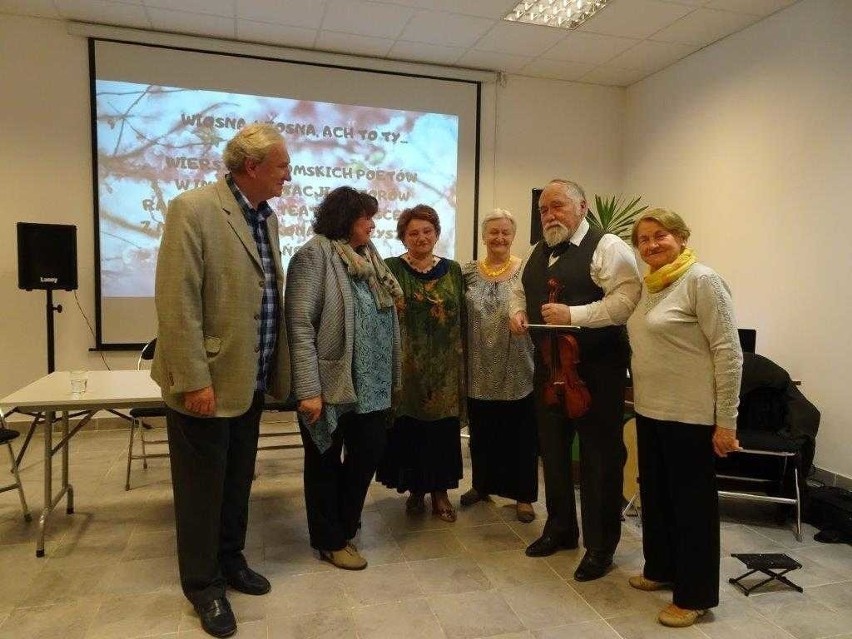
[586,194,647,242]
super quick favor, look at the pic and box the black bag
[804,486,852,544]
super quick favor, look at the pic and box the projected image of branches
[94,80,460,297]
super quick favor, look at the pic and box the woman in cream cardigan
[626,209,742,628]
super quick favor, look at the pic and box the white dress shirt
[509,218,641,328]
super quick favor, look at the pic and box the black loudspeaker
[530,188,543,244]
[17,222,78,291]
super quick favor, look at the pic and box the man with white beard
[509,179,640,581]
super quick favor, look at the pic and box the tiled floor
[1,422,851,639]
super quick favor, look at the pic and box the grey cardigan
[284,235,401,405]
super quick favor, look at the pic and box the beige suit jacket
[151,178,291,417]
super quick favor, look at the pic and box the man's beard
[543,223,572,247]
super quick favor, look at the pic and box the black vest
[522,228,628,364]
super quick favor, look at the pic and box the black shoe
[195,597,237,638]
[525,533,579,557]
[225,565,271,595]
[573,550,613,581]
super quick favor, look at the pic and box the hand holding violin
[541,303,571,325]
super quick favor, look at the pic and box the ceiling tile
[144,0,235,18]
[321,0,413,39]
[315,29,394,57]
[656,0,711,6]
[55,0,150,28]
[0,0,62,18]
[651,7,762,45]
[540,31,640,65]
[704,0,796,16]
[235,0,327,29]
[580,64,650,86]
[578,0,693,39]
[520,58,596,81]
[473,21,568,57]
[379,0,517,19]
[147,7,236,38]
[236,18,317,47]
[456,48,532,73]
[387,40,465,65]
[607,39,698,71]
[399,10,495,48]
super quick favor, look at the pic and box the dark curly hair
[396,204,441,241]
[312,186,379,240]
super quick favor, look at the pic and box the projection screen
[90,39,481,348]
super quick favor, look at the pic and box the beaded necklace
[403,252,439,274]
[478,258,512,278]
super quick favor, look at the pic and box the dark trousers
[467,394,538,503]
[534,359,627,554]
[636,414,720,610]
[299,410,387,551]
[166,391,264,607]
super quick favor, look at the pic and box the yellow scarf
[644,247,696,293]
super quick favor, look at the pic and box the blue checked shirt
[226,174,279,391]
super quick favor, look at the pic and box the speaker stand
[45,289,63,373]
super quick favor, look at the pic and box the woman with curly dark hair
[285,186,402,570]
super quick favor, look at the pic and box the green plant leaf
[587,193,647,242]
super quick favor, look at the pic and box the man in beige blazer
[152,123,291,639]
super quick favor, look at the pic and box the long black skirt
[467,394,538,503]
[376,415,463,493]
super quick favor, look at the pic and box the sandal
[432,505,457,523]
[405,492,426,515]
[430,492,457,522]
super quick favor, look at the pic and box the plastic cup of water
[70,370,88,395]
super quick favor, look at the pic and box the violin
[538,278,592,419]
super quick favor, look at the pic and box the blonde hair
[480,208,516,237]
[223,123,284,173]
[631,208,691,247]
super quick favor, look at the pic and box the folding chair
[0,411,32,521]
[125,339,169,490]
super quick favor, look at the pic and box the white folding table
[0,370,163,556]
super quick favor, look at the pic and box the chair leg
[794,465,802,542]
[623,490,640,518]
[125,418,137,491]
[140,423,149,470]
[6,442,31,522]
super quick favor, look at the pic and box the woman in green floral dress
[376,205,465,522]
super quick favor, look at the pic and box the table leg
[62,411,74,514]
[37,409,54,557]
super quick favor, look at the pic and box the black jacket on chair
[716,352,820,498]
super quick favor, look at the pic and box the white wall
[0,14,626,401]
[623,0,852,477]
[489,75,625,255]
[0,15,138,404]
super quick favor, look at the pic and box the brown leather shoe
[320,546,368,570]
[658,604,706,627]
[516,503,535,523]
[460,488,488,507]
[628,575,672,591]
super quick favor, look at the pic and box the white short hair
[480,208,516,237]
[547,179,587,212]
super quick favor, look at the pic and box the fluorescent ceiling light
[503,0,613,30]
